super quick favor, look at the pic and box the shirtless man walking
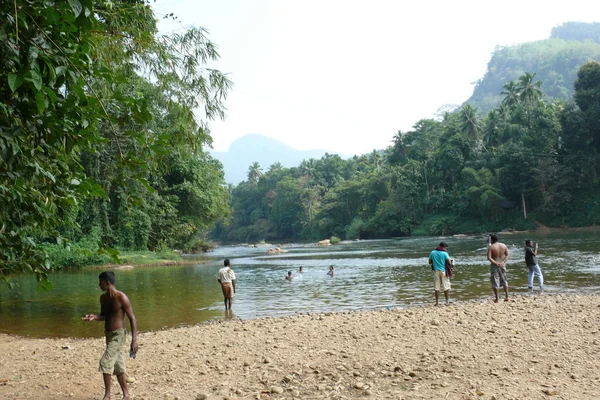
[83,271,138,400]
[487,234,510,302]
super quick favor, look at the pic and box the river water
[2,231,600,338]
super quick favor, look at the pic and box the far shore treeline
[1,2,600,289]
[214,61,600,243]
[214,22,600,244]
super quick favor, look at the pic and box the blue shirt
[429,250,450,272]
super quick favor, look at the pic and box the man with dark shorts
[217,259,236,310]
[83,271,138,400]
[487,234,510,302]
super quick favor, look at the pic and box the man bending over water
[83,271,138,400]
[487,234,510,302]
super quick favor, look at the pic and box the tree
[458,104,485,152]
[501,80,520,108]
[0,1,231,285]
[388,131,409,165]
[574,61,600,151]
[247,162,263,184]
[517,72,544,105]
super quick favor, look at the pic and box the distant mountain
[211,134,348,184]
[465,22,600,113]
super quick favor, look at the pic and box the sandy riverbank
[1,294,599,400]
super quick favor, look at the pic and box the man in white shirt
[217,259,236,310]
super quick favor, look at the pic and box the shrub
[345,218,364,240]
[185,237,216,253]
[43,242,111,269]
[330,235,341,245]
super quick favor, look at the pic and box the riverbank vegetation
[214,61,600,243]
[3,8,600,286]
[1,1,230,284]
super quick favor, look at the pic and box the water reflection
[2,231,600,338]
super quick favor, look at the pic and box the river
[1,231,600,338]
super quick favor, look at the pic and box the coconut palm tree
[247,162,262,184]
[459,104,482,141]
[299,158,318,181]
[501,80,520,108]
[268,162,283,173]
[517,72,543,105]
[459,104,487,153]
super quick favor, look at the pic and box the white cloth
[218,267,236,283]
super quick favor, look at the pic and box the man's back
[218,267,235,283]
[429,249,449,271]
[488,242,509,265]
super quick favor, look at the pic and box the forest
[2,3,600,285]
[0,0,231,284]
[214,64,600,243]
[467,22,600,112]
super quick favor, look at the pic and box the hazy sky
[153,0,600,156]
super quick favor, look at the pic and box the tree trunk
[521,192,527,219]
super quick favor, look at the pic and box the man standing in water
[429,242,453,306]
[487,234,510,302]
[217,259,236,310]
[83,271,138,400]
[525,240,544,293]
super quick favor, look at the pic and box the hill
[466,22,600,112]
[211,134,348,184]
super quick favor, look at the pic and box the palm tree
[389,130,408,165]
[268,162,283,173]
[483,109,501,150]
[459,104,487,153]
[501,80,520,108]
[369,150,383,173]
[247,162,262,184]
[299,158,317,181]
[517,72,543,105]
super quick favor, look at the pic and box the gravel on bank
[1,293,599,400]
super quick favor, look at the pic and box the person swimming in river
[327,265,335,277]
[285,270,293,281]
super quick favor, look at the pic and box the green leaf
[42,86,58,104]
[35,92,46,114]
[27,69,42,91]
[72,84,86,100]
[70,178,80,185]
[97,246,120,263]
[68,0,83,17]
[55,66,67,76]
[8,73,23,92]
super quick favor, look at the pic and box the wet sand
[1,293,599,399]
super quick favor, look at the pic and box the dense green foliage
[467,22,600,113]
[1,0,231,285]
[216,63,600,242]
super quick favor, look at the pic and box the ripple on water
[3,233,600,337]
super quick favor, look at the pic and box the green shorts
[99,328,126,375]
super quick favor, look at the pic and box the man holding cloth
[429,242,453,306]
